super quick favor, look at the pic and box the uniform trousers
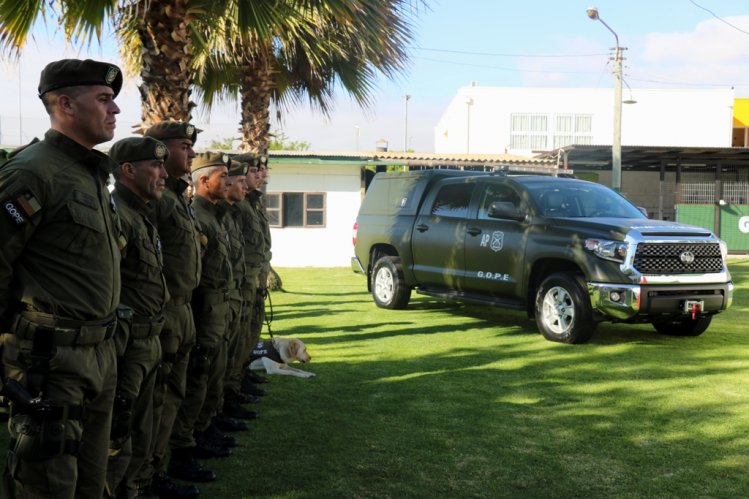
[171,299,229,448]
[2,333,116,499]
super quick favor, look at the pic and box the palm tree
[193,0,418,152]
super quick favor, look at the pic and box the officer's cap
[144,121,201,144]
[38,59,123,98]
[227,158,247,177]
[191,152,231,174]
[109,137,169,164]
[232,153,259,169]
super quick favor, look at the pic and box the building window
[266,192,326,228]
[510,112,592,151]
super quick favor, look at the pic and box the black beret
[227,158,247,177]
[109,137,169,164]
[38,59,123,98]
[191,151,231,174]
[144,121,201,144]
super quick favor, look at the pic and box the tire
[535,272,596,344]
[652,315,712,336]
[371,256,411,309]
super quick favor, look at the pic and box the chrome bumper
[588,281,734,320]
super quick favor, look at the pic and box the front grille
[633,243,723,274]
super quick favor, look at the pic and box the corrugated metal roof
[267,150,556,166]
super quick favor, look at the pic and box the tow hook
[684,300,704,320]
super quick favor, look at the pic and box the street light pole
[587,6,624,193]
[354,124,360,151]
[465,97,473,154]
[403,94,411,152]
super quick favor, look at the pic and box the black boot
[168,448,217,482]
[240,378,266,397]
[203,423,237,448]
[246,370,269,384]
[223,400,258,420]
[151,474,200,499]
[194,430,233,459]
[214,414,249,432]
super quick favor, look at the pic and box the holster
[187,344,213,377]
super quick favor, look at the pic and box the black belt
[130,315,166,339]
[10,404,83,421]
[167,293,192,306]
[11,312,116,347]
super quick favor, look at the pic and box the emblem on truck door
[480,230,504,252]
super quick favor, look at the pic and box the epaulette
[6,138,41,161]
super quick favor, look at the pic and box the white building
[434,85,735,155]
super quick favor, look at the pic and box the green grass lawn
[196,258,749,498]
[3,260,749,498]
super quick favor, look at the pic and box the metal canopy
[536,145,749,171]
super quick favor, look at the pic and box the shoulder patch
[3,199,26,225]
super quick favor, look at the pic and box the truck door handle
[467,227,481,236]
[416,224,429,232]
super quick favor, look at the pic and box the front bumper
[588,281,734,320]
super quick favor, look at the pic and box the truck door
[462,181,528,298]
[411,180,475,289]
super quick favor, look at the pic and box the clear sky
[1,0,748,152]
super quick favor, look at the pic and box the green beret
[38,59,123,98]
[145,121,201,143]
[191,151,230,174]
[109,137,169,164]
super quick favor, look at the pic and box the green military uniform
[235,155,267,389]
[105,137,169,498]
[171,153,232,455]
[217,161,248,414]
[247,187,271,350]
[0,58,124,499]
[143,123,203,485]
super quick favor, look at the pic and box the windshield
[526,181,646,219]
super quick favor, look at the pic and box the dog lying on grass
[249,337,315,378]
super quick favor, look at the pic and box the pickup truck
[351,169,734,343]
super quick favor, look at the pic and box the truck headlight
[585,239,628,263]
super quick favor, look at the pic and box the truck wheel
[371,256,411,309]
[535,273,596,344]
[652,315,712,336]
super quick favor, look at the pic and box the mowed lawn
[3,260,749,498]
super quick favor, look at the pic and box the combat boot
[168,448,217,482]
[152,474,200,499]
[245,370,269,384]
[193,430,233,459]
[240,378,266,397]
[203,423,237,448]
[214,414,249,432]
[223,399,258,420]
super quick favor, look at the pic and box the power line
[688,0,749,35]
[414,55,604,75]
[411,47,609,58]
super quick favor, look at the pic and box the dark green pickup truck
[351,169,734,343]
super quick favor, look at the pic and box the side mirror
[637,206,649,218]
[487,201,526,222]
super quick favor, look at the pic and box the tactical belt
[167,293,192,306]
[10,404,83,421]
[12,311,116,347]
[194,288,231,306]
[130,314,166,339]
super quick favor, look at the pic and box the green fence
[676,204,749,251]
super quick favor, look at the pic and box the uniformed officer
[169,152,232,477]
[216,158,258,428]
[104,137,170,499]
[0,58,122,499]
[142,121,204,497]
[243,154,272,397]
[234,155,269,396]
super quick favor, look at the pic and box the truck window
[430,183,473,218]
[478,184,521,220]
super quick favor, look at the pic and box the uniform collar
[113,181,152,217]
[166,174,189,195]
[44,129,117,176]
[192,193,219,213]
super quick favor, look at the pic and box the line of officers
[0,59,274,499]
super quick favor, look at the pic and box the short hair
[191,165,221,186]
[41,86,88,114]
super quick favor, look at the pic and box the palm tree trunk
[239,52,276,153]
[136,0,195,125]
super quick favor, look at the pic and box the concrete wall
[267,161,361,267]
[435,87,735,155]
